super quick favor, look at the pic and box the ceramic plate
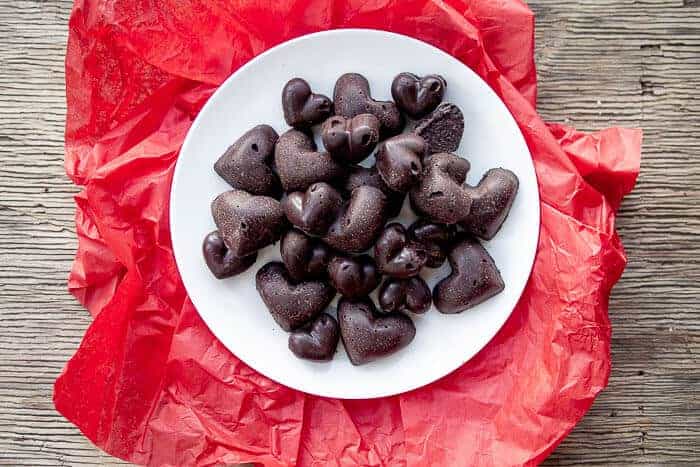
[170,29,539,399]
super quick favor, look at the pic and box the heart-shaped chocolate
[282,182,344,236]
[407,219,455,268]
[460,168,519,240]
[275,129,347,192]
[288,313,340,361]
[211,190,287,257]
[391,72,447,119]
[374,223,427,278]
[280,229,332,282]
[342,165,405,218]
[214,124,281,198]
[338,297,416,365]
[327,254,380,299]
[202,230,257,279]
[282,78,333,130]
[433,235,504,314]
[378,277,432,314]
[409,152,472,224]
[321,114,380,164]
[413,102,464,154]
[256,262,335,331]
[375,134,426,193]
[324,186,388,254]
[333,73,404,137]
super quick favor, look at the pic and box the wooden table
[1,0,698,465]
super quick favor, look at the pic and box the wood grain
[0,0,697,465]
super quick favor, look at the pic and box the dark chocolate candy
[282,78,333,130]
[214,124,281,197]
[391,72,446,119]
[202,230,257,279]
[374,223,427,278]
[413,102,464,154]
[255,262,335,331]
[407,219,455,268]
[211,189,287,257]
[321,114,380,164]
[433,235,504,314]
[275,129,346,192]
[333,73,404,137]
[338,297,415,365]
[375,133,426,193]
[288,313,340,361]
[282,182,344,236]
[342,165,405,218]
[378,277,432,314]
[327,254,380,299]
[409,152,472,224]
[324,186,388,254]
[460,168,519,240]
[280,229,332,282]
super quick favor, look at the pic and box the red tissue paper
[55,0,642,465]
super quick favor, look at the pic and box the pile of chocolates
[203,72,519,365]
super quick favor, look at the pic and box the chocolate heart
[288,313,340,361]
[413,102,464,154]
[211,190,287,257]
[333,73,404,137]
[280,229,332,282]
[282,182,344,236]
[375,133,426,193]
[342,165,405,218]
[378,277,431,314]
[214,124,281,198]
[324,186,388,254]
[256,262,335,331]
[391,72,447,119]
[282,78,333,130]
[338,297,416,365]
[407,219,455,268]
[321,114,380,164]
[327,254,380,299]
[374,223,427,278]
[460,168,519,240]
[275,129,347,192]
[202,230,257,279]
[433,235,504,314]
[409,152,472,224]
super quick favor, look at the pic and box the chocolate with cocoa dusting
[211,190,287,257]
[409,152,472,224]
[433,235,505,314]
[214,125,281,198]
[275,129,346,192]
[413,102,464,154]
[256,262,335,331]
[334,73,404,137]
[460,168,519,240]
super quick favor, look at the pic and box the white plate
[171,29,539,399]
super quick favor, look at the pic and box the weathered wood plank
[0,0,697,465]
